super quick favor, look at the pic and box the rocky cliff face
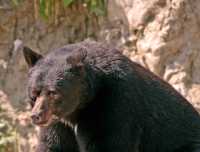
[0,0,200,151]
[108,0,200,110]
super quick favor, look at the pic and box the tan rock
[108,0,200,103]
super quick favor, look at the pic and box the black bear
[23,40,200,152]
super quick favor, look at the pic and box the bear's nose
[31,112,42,124]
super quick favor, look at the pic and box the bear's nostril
[31,113,40,123]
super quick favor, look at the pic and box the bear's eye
[29,89,41,102]
[30,96,36,102]
[47,90,60,99]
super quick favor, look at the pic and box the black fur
[24,40,200,152]
[36,121,79,152]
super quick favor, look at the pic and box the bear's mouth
[31,108,59,127]
[37,116,54,127]
[33,114,59,127]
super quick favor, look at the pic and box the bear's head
[23,46,90,126]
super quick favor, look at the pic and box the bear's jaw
[36,114,59,127]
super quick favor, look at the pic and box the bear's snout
[31,110,45,124]
[30,95,52,126]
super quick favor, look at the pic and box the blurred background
[0,0,200,151]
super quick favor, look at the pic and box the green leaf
[38,0,53,20]
[63,0,74,7]
[88,0,106,16]
[12,0,19,6]
[90,7,105,16]
[39,0,46,17]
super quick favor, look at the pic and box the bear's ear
[66,48,87,67]
[23,47,43,68]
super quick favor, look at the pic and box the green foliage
[11,0,106,20]
[39,0,106,19]
[0,108,18,152]
[86,0,106,16]
[0,118,17,152]
[39,0,52,19]
[12,0,20,6]
[63,0,73,7]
